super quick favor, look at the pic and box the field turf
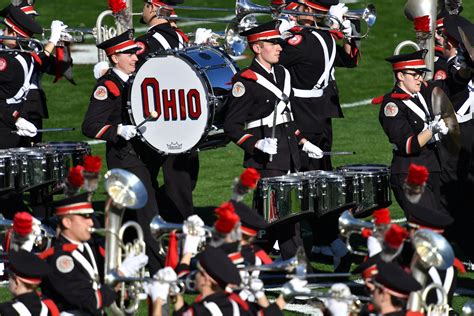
[0,0,472,314]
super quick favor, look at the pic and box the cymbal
[431,87,461,154]
[458,26,474,63]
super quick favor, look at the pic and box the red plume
[240,168,261,189]
[108,0,127,13]
[165,231,179,269]
[13,212,33,237]
[414,15,430,33]
[67,165,84,187]
[373,208,391,225]
[361,228,373,238]
[83,155,102,173]
[384,224,409,248]
[214,202,240,234]
[406,163,429,186]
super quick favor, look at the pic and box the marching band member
[224,21,321,260]
[40,193,148,315]
[81,30,164,274]
[352,254,382,316]
[0,250,59,316]
[374,49,471,215]
[136,0,199,224]
[371,262,422,316]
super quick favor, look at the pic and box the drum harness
[292,31,336,99]
[244,68,293,130]
[6,53,35,105]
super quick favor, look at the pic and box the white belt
[456,112,474,123]
[60,311,90,316]
[244,112,293,130]
[293,87,323,98]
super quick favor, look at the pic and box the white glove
[428,115,449,135]
[249,277,265,299]
[302,141,324,159]
[367,236,382,257]
[15,118,37,137]
[255,138,278,155]
[182,215,206,255]
[93,61,109,80]
[326,283,352,316]
[194,28,213,45]
[281,278,310,302]
[49,20,68,46]
[341,20,352,37]
[278,18,295,34]
[328,3,348,28]
[119,253,148,277]
[117,124,137,140]
[156,266,178,283]
[144,280,169,303]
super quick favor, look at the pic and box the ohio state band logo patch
[94,86,108,100]
[434,70,447,80]
[232,81,245,97]
[56,255,74,273]
[0,58,7,72]
[287,35,303,46]
[384,102,399,117]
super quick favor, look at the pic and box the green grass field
[1,0,473,314]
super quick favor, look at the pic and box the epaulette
[37,247,55,260]
[330,30,344,40]
[104,80,121,97]
[255,249,273,265]
[240,69,258,81]
[290,26,303,33]
[30,52,42,66]
[175,28,189,43]
[62,243,78,252]
[372,93,411,105]
[454,257,466,274]
[371,95,385,105]
[99,246,105,258]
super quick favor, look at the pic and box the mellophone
[254,164,392,225]
[0,141,91,193]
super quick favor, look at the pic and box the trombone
[0,35,43,53]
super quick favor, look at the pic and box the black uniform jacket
[224,60,302,171]
[82,69,156,169]
[377,73,469,175]
[40,235,116,315]
[174,291,254,316]
[279,27,358,132]
[0,292,49,316]
[135,22,187,63]
[433,48,449,81]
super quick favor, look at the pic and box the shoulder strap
[203,301,223,316]
[12,301,32,316]
[152,32,172,50]
[6,54,34,104]
[402,99,428,122]
[229,299,240,316]
[310,31,336,89]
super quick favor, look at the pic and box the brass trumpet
[42,28,95,44]
[338,210,374,256]
[149,215,212,257]
[0,36,43,53]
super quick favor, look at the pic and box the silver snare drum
[35,142,91,181]
[304,170,358,218]
[254,175,312,224]
[337,164,391,215]
[0,152,15,192]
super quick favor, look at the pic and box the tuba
[95,168,148,315]
[338,210,374,256]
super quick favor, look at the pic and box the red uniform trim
[406,136,413,155]
[361,265,378,280]
[104,80,121,97]
[30,52,42,66]
[371,96,384,104]
[392,59,426,71]
[62,243,78,252]
[175,28,190,43]
[99,246,106,258]
[241,69,258,81]
[105,40,137,56]
[391,93,412,100]
[95,125,111,139]
[241,226,257,236]
[247,30,280,43]
[454,258,466,274]
[228,292,250,311]
[37,247,55,260]
[330,30,344,40]
[42,298,60,316]
[4,17,30,38]
[255,249,273,265]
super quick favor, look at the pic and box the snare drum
[337,164,391,214]
[304,170,358,218]
[128,46,239,154]
[0,151,14,192]
[8,148,59,191]
[35,142,91,180]
[254,175,312,225]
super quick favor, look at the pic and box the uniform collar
[148,22,173,33]
[393,85,417,99]
[113,67,130,83]
[61,233,84,252]
[254,58,274,75]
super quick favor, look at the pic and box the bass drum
[128,46,239,154]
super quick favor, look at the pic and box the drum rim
[128,46,238,154]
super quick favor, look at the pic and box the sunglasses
[402,71,426,80]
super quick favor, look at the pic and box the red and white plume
[404,164,429,204]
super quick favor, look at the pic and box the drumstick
[322,151,356,156]
[269,100,279,163]
[136,111,158,129]
[11,127,75,134]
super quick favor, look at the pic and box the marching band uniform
[375,50,469,215]
[40,194,117,315]
[136,0,198,223]
[81,30,164,274]
[0,6,42,149]
[0,250,59,316]
[224,21,307,260]
[279,0,359,171]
